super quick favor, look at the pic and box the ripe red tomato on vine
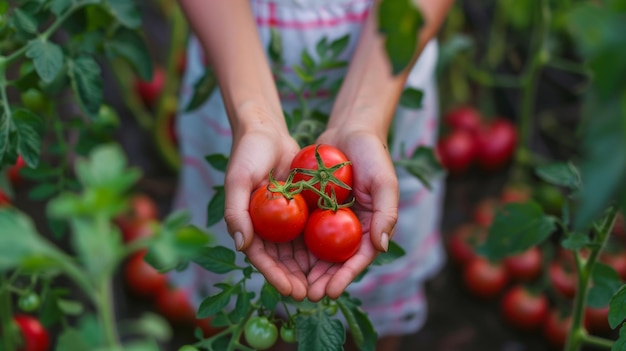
[445,224,486,266]
[155,287,196,325]
[124,250,168,299]
[290,144,353,210]
[249,181,309,243]
[500,285,549,331]
[503,246,543,282]
[462,257,509,299]
[13,314,50,351]
[474,118,517,171]
[443,105,483,132]
[135,66,165,108]
[435,129,476,174]
[304,207,362,263]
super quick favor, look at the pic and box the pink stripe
[203,114,232,137]
[256,9,369,29]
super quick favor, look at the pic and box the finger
[368,174,399,253]
[244,238,293,296]
[277,243,308,301]
[223,171,260,252]
[292,238,311,274]
[306,262,338,302]
[325,235,379,299]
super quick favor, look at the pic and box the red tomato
[129,194,159,221]
[548,261,577,299]
[304,208,361,263]
[155,287,196,325]
[443,105,483,132]
[543,309,573,349]
[8,155,26,185]
[249,182,309,243]
[500,184,531,204]
[500,285,549,331]
[124,250,168,298]
[290,144,353,210]
[462,257,509,299]
[445,224,486,265]
[435,129,476,174]
[473,197,500,228]
[584,306,611,335]
[0,189,10,207]
[475,118,517,171]
[13,314,50,351]
[135,66,165,108]
[504,246,543,282]
[117,219,155,244]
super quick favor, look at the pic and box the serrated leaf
[609,285,626,329]
[12,108,43,168]
[185,67,217,112]
[588,263,622,308]
[329,34,350,58]
[301,50,315,71]
[204,153,228,172]
[50,0,71,16]
[293,65,315,83]
[315,37,329,59]
[397,146,443,190]
[535,162,581,190]
[13,8,38,34]
[260,282,280,311]
[481,202,557,260]
[26,39,64,83]
[69,217,118,280]
[371,240,405,266]
[192,246,238,274]
[197,288,234,319]
[337,294,376,351]
[107,0,141,29]
[106,28,153,80]
[28,182,57,200]
[296,311,345,351]
[399,88,423,109]
[68,56,102,118]
[232,291,253,321]
[0,208,57,271]
[560,232,591,250]
[207,186,225,227]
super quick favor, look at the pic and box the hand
[305,130,399,301]
[222,116,309,301]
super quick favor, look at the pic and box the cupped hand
[222,119,310,301]
[306,130,399,301]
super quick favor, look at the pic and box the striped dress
[170,0,446,337]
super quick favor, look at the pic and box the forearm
[177,0,286,136]
[327,0,453,138]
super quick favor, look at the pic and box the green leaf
[20,163,59,180]
[13,8,38,34]
[588,263,622,308]
[204,153,228,172]
[28,182,57,200]
[12,108,43,168]
[609,285,626,329]
[55,328,91,351]
[0,208,56,271]
[481,202,557,260]
[535,162,581,190]
[301,50,315,71]
[397,146,444,190]
[26,39,64,83]
[76,314,104,348]
[74,143,139,191]
[107,0,141,29]
[185,67,217,112]
[295,310,345,351]
[399,88,423,109]
[329,34,350,58]
[268,27,283,63]
[192,246,238,274]
[50,0,71,16]
[614,325,626,351]
[106,28,153,81]
[560,232,591,250]
[436,34,474,75]
[371,240,405,266]
[315,37,329,59]
[293,65,315,83]
[57,299,84,315]
[69,217,119,280]
[337,294,376,351]
[207,186,225,227]
[232,291,253,321]
[197,286,235,319]
[68,56,103,119]
[128,312,172,342]
[260,282,280,311]
[378,0,424,74]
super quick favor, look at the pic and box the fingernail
[234,232,244,251]
[380,232,389,252]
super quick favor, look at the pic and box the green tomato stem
[0,275,17,351]
[580,333,614,350]
[95,279,121,347]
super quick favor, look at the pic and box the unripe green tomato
[325,302,338,316]
[18,292,41,312]
[243,316,278,350]
[177,346,199,351]
[20,88,46,113]
[280,324,297,343]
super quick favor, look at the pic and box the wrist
[229,100,289,139]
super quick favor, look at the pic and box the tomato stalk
[95,279,121,347]
[564,206,619,351]
[0,274,18,351]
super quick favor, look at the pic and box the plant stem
[564,206,619,351]
[581,334,614,349]
[96,279,120,347]
[0,275,17,351]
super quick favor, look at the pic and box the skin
[177,0,453,308]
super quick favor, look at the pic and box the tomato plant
[13,315,50,351]
[280,323,297,343]
[8,156,26,186]
[462,257,509,299]
[472,197,499,228]
[17,293,41,313]
[19,89,46,114]
[124,250,168,299]
[135,65,166,109]
[446,224,486,265]
[243,316,278,350]
[435,129,476,174]
[503,246,543,282]
[290,144,353,209]
[548,261,577,299]
[304,207,362,263]
[155,287,196,326]
[249,181,309,243]
[474,118,517,171]
[443,105,482,132]
[500,285,549,331]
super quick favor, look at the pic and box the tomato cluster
[447,187,624,347]
[249,144,362,263]
[436,105,517,175]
